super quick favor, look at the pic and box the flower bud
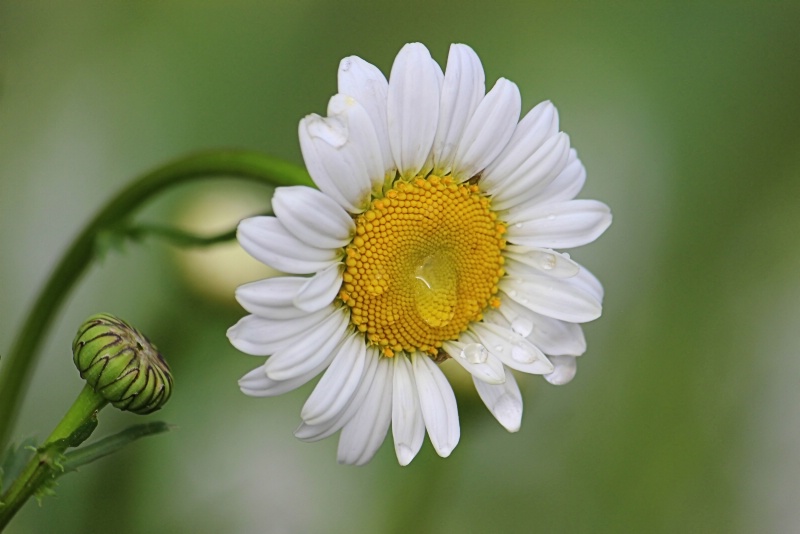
[72,313,173,414]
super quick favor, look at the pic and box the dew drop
[510,317,534,337]
[511,343,533,363]
[494,344,504,353]
[514,223,523,229]
[366,267,388,295]
[546,213,556,221]
[540,253,557,271]
[461,343,488,364]
[414,251,457,327]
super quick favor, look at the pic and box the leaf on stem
[0,438,37,496]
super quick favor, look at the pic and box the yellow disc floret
[340,175,506,357]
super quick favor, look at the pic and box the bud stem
[0,384,108,529]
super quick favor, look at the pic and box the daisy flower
[228,43,611,466]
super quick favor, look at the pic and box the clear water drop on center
[413,251,457,327]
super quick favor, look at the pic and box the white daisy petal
[544,355,578,385]
[391,354,426,466]
[530,313,587,356]
[294,347,380,442]
[567,262,605,302]
[503,246,581,278]
[452,78,521,180]
[442,338,506,385]
[413,353,460,457]
[301,332,367,425]
[530,148,586,204]
[226,307,337,356]
[293,263,344,313]
[299,109,372,213]
[327,94,386,197]
[488,132,572,211]
[238,365,272,395]
[504,199,612,249]
[387,43,441,177]
[272,186,355,248]
[497,296,587,356]
[431,43,485,176]
[499,273,602,323]
[481,100,559,191]
[337,357,393,465]
[338,55,394,175]
[264,308,350,380]
[238,216,340,274]
[493,298,536,337]
[470,321,554,374]
[235,277,308,320]
[239,363,327,398]
[473,366,523,432]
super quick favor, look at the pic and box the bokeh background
[1,2,799,533]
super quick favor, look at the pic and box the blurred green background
[2,1,799,533]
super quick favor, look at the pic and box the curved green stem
[0,150,312,451]
[0,384,108,530]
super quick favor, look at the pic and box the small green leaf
[65,415,99,448]
[61,421,173,473]
[0,438,37,495]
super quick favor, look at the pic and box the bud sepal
[72,314,172,414]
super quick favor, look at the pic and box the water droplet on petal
[510,317,534,337]
[514,223,523,229]
[511,343,533,363]
[546,213,556,221]
[414,251,457,327]
[540,253,557,271]
[494,344,504,353]
[461,343,488,364]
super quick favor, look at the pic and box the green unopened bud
[72,313,173,414]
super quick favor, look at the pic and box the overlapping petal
[391,355,426,465]
[301,332,368,425]
[272,186,354,248]
[431,43,485,176]
[474,366,523,432]
[451,78,521,181]
[299,95,383,212]
[337,357,393,465]
[238,216,340,274]
[338,55,394,176]
[387,43,441,178]
[413,353,460,457]
[504,199,612,249]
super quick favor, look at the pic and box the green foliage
[0,438,37,497]
[61,422,173,474]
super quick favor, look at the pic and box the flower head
[228,43,611,465]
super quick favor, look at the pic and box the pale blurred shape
[173,187,279,303]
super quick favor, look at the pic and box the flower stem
[0,150,312,451]
[0,384,108,530]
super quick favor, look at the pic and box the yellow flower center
[339,175,506,357]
